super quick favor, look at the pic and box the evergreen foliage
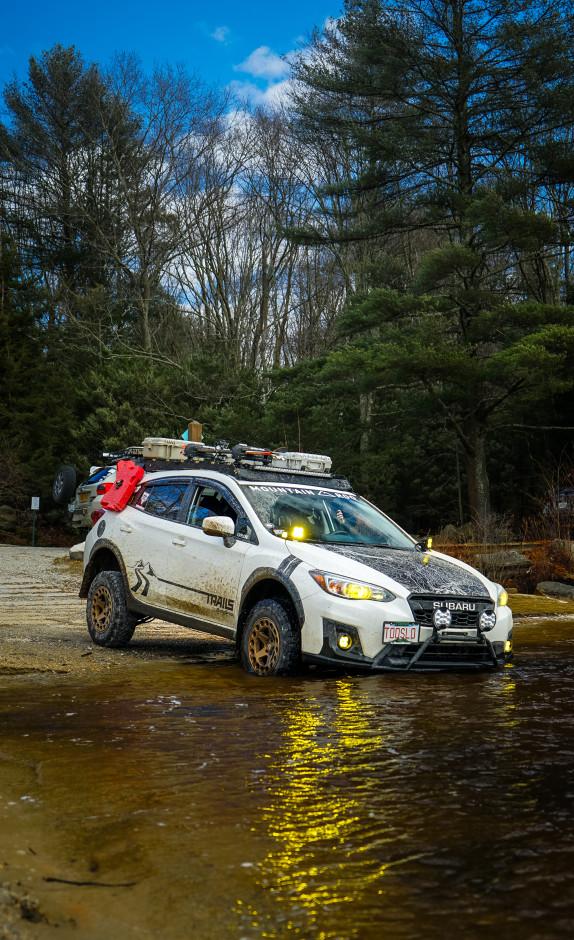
[288,0,574,532]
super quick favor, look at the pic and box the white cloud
[234,46,288,81]
[211,26,231,44]
[229,78,292,109]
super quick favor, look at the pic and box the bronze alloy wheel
[90,584,113,634]
[248,617,281,676]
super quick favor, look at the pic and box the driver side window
[186,486,237,529]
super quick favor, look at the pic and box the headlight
[496,585,508,607]
[309,570,395,602]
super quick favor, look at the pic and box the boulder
[536,581,574,599]
[69,542,85,561]
[438,524,460,542]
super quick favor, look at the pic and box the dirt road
[0,546,234,679]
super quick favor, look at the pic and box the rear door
[166,480,256,631]
[121,479,191,610]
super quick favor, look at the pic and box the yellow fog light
[504,640,512,653]
[342,582,372,600]
[292,526,305,539]
[338,634,353,650]
[498,590,508,606]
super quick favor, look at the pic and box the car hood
[288,542,491,597]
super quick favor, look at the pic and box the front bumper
[303,617,513,672]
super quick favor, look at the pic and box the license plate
[384,622,420,644]
[80,493,88,503]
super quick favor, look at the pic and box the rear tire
[86,570,137,647]
[240,599,300,677]
[53,465,77,504]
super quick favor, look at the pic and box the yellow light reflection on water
[237,681,414,937]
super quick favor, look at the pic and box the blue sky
[0,1,339,105]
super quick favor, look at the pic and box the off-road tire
[240,599,300,677]
[53,465,77,504]
[86,570,138,648]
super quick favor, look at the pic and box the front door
[166,481,255,631]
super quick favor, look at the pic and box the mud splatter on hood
[310,544,490,596]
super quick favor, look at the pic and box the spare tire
[53,465,77,504]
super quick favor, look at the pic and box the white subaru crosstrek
[80,466,513,675]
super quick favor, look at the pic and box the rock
[438,524,460,542]
[475,550,530,572]
[536,581,574,599]
[69,542,85,561]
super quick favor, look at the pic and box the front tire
[86,571,137,647]
[241,599,300,677]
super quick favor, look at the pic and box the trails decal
[206,594,234,612]
[131,559,234,611]
[132,561,155,597]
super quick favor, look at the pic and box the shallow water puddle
[1,620,574,938]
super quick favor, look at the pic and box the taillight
[91,509,105,525]
[96,485,106,495]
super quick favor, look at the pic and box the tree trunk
[463,417,491,538]
[359,390,375,490]
[140,276,152,353]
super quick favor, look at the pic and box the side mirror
[202,515,236,547]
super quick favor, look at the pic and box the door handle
[172,538,187,546]
[120,523,132,533]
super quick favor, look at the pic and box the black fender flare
[239,563,305,630]
[79,538,130,598]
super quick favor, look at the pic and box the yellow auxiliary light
[292,526,305,540]
[499,590,509,607]
[280,530,288,539]
[504,640,512,653]
[338,634,353,650]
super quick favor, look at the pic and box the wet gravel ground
[0,547,235,679]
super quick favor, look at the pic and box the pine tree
[289,0,574,532]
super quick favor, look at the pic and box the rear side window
[135,481,189,520]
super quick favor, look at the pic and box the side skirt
[127,595,236,641]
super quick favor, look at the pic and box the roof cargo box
[142,438,187,461]
[271,451,332,473]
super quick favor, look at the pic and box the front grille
[409,594,494,628]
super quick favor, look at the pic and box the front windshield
[241,484,416,548]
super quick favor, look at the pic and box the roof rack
[100,436,354,491]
